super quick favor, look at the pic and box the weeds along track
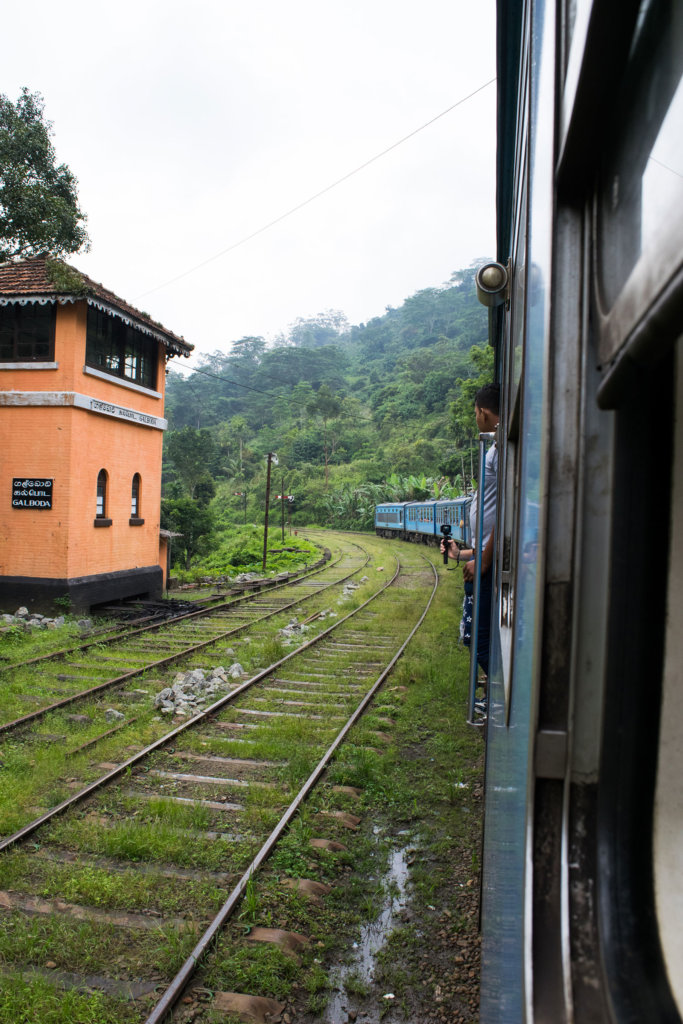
[0,542,365,739]
[0,546,437,1024]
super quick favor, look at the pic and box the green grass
[202,941,299,1000]
[42,815,255,873]
[0,911,196,980]
[0,851,227,917]
[0,975,142,1024]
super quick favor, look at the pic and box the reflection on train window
[596,0,683,328]
[511,153,528,399]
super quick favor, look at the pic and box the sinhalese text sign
[12,478,53,509]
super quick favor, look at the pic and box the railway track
[0,544,437,1024]
[0,542,361,738]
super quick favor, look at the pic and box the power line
[649,155,683,181]
[172,363,280,398]
[136,78,496,301]
[174,362,324,405]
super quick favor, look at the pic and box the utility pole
[281,475,285,543]
[262,453,277,572]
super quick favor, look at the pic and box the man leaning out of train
[441,383,500,690]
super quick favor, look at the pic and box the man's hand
[463,558,475,582]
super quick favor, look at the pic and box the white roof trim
[0,294,189,355]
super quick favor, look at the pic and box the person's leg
[462,579,473,646]
[476,568,493,676]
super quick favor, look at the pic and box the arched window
[131,474,141,517]
[96,469,107,518]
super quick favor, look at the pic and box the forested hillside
[162,262,493,572]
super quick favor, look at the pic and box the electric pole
[262,453,278,572]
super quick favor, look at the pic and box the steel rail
[0,548,333,674]
[0,548,399,853]
[144,555,439,1024]
[0,548,367,738]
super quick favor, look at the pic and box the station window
[0,303,55,361]
[96,470,108,518]
[130,474,144,524]
[131,474,140,516]
[86,307,157,389]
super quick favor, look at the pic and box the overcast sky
[4,0,497,365]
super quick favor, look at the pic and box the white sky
[3,0,497,365]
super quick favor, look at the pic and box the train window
[595,0,683,363]
[0,302,55,362]
[654,344,683,1013]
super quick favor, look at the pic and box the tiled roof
[0,255,193,355]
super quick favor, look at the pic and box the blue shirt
[469,443,498,549]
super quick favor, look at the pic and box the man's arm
[463,528,494,581]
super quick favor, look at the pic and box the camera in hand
[440,523,452,565]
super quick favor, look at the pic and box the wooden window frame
[0,303,56,362]
[86,307,158,390]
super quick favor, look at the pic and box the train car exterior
[404,500,437,542]
[435,497,471,547]
[374,502,407,537]
[478,1,683,1021]
[375,497,473,546]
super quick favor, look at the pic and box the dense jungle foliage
[161,261,494,573]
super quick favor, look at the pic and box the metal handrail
[467,431,496,724]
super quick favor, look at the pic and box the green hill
[161,261,492,572]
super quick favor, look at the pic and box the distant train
[374,497,472,547]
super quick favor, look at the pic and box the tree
[449,343,495,444]
[0,88,89,261]
[307,384,342,488]
[287,310,349,348]
[165,427,217,498]
[161,495,214,570]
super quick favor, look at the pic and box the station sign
[12,478,53,509]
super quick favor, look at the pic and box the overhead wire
[135,77,497,302]
[173,362,328,406]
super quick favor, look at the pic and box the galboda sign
[12,478,53,509]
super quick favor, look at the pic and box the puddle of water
[324,847,411,1023]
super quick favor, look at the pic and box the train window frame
[592,0,683,369]
[496,86,530,720]
[0,302,56,362]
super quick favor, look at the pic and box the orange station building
[0,256,192,612]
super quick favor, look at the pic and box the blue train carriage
[478,0,683,1021]
[435,497,472,547]
[374,501,408,538]
[403,499,438,543]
